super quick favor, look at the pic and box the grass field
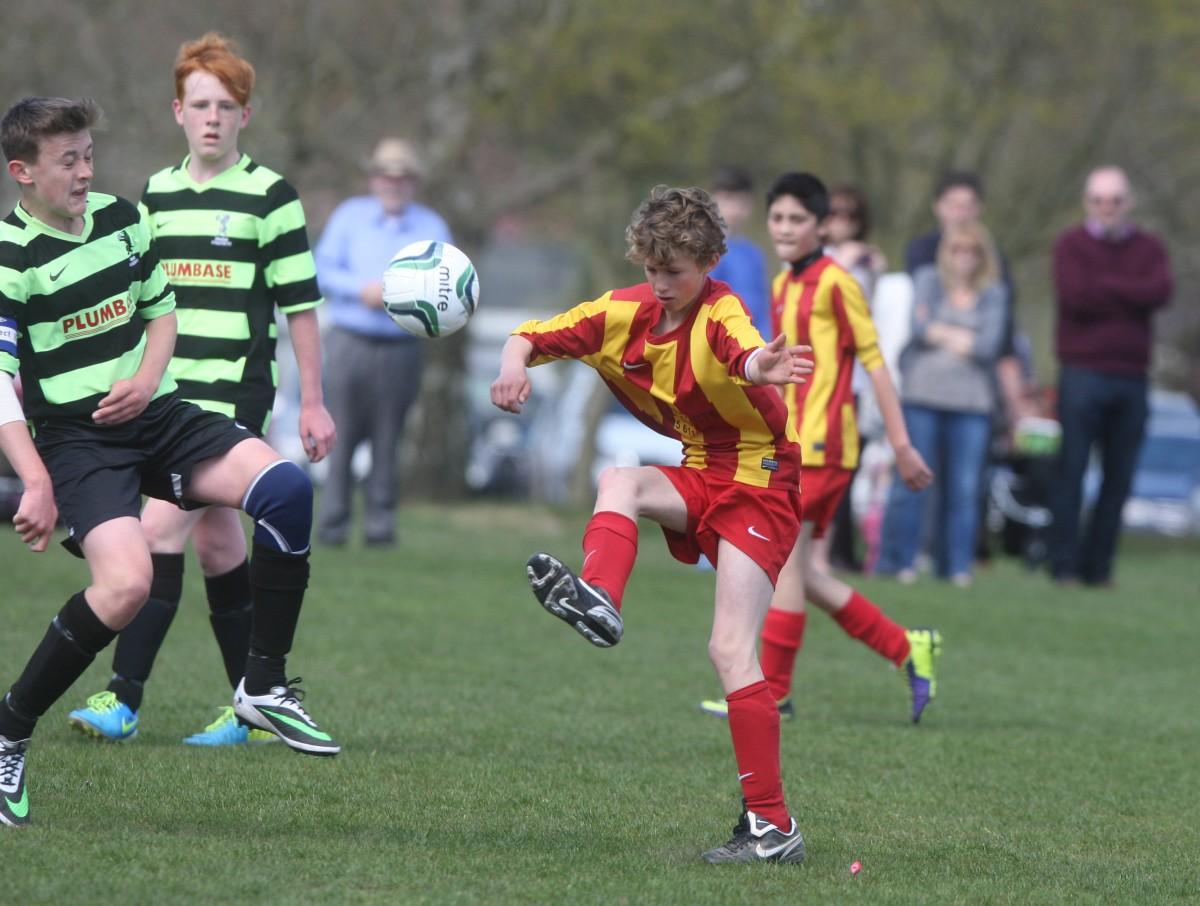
[2,502,1198,905]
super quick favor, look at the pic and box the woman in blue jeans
[879,222,1008,586]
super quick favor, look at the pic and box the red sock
[760,609,807,702]
[580,511,638,611]
[726,680,790,829]
[832,590,911,666]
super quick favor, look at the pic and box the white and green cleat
[0,735,30,828]
[233,678,340,756]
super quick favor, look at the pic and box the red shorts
[654,466,802,585]
[799,466,854,539]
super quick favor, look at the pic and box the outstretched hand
[749,335,814,386]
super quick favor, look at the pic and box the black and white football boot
[701,808,806,864]
[526,552,623,648]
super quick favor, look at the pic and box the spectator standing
[315,138,452,546]
[827,185,887,301]
[879,222,1008,586]
[1048,166,1172,586]
[709,166,772,338]
[907,171,1024,428]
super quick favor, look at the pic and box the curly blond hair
[625,185,727,266]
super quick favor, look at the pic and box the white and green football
[382,240,480,338]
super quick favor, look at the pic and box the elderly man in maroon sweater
[1049,166,1173,586]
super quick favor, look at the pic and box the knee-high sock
[205,560,253,689]
[580,511,638,611]
[108,552,184,711]
[726,680,791,829]
[833,590,911,666]
[0,592,118,739]
[244,543,309,694]
[242,460,313,694]
[760,609,807,702]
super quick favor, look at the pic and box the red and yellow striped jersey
[771,256,883,469]
[515,279,801,489]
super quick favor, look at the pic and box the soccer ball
[382,240,480,338]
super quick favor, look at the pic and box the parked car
[1085,389,1200,536]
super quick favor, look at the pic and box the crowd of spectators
[701,164,1173,589]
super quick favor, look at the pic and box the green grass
[3,503,1198,905]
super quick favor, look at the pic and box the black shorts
[33,394,255,554]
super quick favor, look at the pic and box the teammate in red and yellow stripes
[702,172,942,725]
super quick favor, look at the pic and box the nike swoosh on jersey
[621,360,650,369]
[50,266,68,281]
[747,525,771,541]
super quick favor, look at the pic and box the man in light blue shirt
[316,138,453,546]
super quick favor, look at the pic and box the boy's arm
[286,308,336,462]
[745,334,813,386]
[0,375,56,551]
[491,335,535,413]
[867,363,933,490]
[93,311,177,426]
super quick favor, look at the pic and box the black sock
[244,543,309,694]
[107,553,184,712]
[0,592,118,739]
[206,559,253,689]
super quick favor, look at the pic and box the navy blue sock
[243,544,309,694]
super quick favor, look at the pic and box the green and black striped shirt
[141,154,322,433]
[0,193,176,420]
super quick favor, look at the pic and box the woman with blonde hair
[877,221,1008,586]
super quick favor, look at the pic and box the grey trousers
[317,327,424,543]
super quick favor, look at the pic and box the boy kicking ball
[492,185,812,864]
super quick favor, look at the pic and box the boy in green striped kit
[66,33,337,747]
[0,95,339,827]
